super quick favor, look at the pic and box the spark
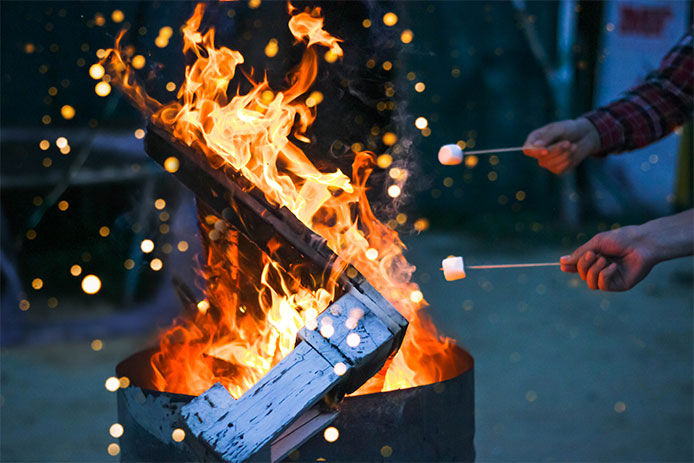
[82,275,102,295]
[197,300,210,313]
[109,423,124,438]
[107,443,120,456]
[264,39,278,58]
[382,132,397,146]
[95,81,111,97]
[410,290,423,303]
[150,258,163,271]
[333,362,347,376]
[400,29,413,44]
[346,332,360,347]
[111,10,124,23]
[319,324,334,339]
[89,63,105,80]
[164,156,179,172]
[131,55,145,69]
[105,377,120,391]
[323,426,339,442]
[171,428,186,442]
[140,239,154,253]
[387,185,401,198]
[382,12,398,26]
[377,154,392,169]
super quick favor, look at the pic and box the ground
[1,231,692,461]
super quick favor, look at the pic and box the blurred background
[1,1,692,461]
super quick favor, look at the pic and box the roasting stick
[438,144,542,165]
[441,256,561,281]
[468,262,561,269]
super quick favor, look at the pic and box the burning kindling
[99,1,470,461]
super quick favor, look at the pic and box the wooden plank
[270,406,340,463]
[181,341,340,462]
[144,124,341,290]
[348,284,408,336]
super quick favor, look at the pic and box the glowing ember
[105,376,120,391]
[171,428,186,442]
[82,275,102,295]
[333,362,347,376]
[101,2,468,398]
[109,423,124,438]
[346,332,360,347]
[107,443,120,456]
[140,239,154,253]
[323,426,339,442]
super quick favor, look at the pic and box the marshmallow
[438,144,464,165]
[442,256,466,281]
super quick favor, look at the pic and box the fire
[102,2,469,397]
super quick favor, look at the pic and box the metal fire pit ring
[115,348,475,462]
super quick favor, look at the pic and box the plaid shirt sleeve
[583,29,694,157]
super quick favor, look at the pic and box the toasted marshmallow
[438,144,464,166]
[442,256,466,281]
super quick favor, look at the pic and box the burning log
[144,124,408,461]
[145,124,352,291]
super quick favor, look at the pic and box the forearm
[583,31,693,157]
[640,209,694,263]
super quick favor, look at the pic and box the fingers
[598,262,620,291]
[528,121,571,147]
[524,121,573,158]
[523,146,548,158]
[538,155,570,174]
[577,250,598,281]
[561,237,597,267]
[585,255,609,290]
[560,262,577,273]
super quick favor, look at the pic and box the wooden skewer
[467,262,561,269]
[462,146,529,155]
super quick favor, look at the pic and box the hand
[560,226,658,292]
[523,117,601,174]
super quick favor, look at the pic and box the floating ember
[101,2,469,399]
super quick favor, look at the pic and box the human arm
[524,30,693,173]
[560,209,694,291]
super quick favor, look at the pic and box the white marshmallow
[438,144,464,166]
[442,256,466,281]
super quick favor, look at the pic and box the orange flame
[102,2,469,397]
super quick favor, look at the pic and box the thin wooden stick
[467,262,560,269]
[462,146,528,155]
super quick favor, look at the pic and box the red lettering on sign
[619,5,673,37]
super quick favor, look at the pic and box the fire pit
[116,348,474,462]
[99,3,475,460]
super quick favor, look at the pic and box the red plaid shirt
[584,30,694,157]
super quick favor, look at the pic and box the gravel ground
[1,231,692,462]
